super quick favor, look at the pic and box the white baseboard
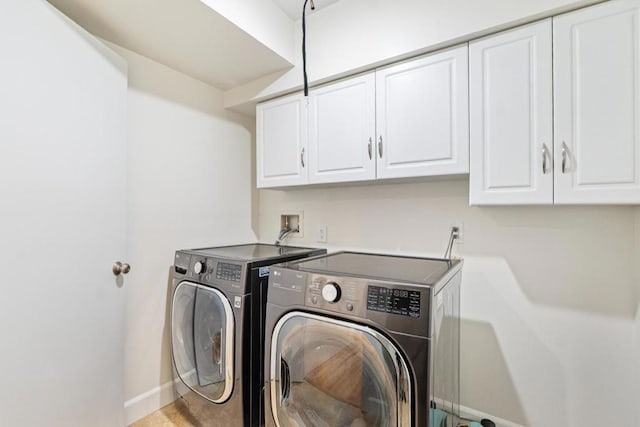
[460,404,525,427]
[124,379,181,426]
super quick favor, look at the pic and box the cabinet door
[308,73,376,184]
[257,93,308,188]
[469,20,553,205]
[554,0,640,204]
[376,45,469,179]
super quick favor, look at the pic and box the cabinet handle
[541,144,549,174]
[367,137,372,160]
[300,148,305,168]
[561,141,569,174]
[378,136,383,158]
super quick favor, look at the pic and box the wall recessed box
[256,45,469,188]
[280,213,303,238]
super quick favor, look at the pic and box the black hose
[302,0,313,96]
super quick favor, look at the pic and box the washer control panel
[193,260,206,275]
[174,251,246,291]
[216,262,242,282]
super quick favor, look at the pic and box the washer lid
[290,252,459,285]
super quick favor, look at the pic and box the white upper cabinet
[469,20,553,205]
[257,93,308,188]
[257,46,470,188]
[554,0,640,204]
[376,45,469,179]
[256,1,640,203]
[308,73,376,184]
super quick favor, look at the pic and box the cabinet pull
[300,148,305,168]
[378,136,383,158]
[561,141,569,174]
[541,144,550,174]
[367,137,372,160]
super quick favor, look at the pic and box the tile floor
[130,400,196,427]
[131,398,480,427]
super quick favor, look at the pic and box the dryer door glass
[270,312,411,427]
[171,282,235,403]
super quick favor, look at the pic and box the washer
[264,251,462,427]
[171,244,326,427]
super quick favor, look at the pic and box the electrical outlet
[317,224,327,243]
[450,222,464,244]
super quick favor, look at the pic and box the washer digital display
[216,262,242,282]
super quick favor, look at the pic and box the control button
[321,282,341,303]
[346,303,354,312]
[311,296,318,304]
[194,261,206,274]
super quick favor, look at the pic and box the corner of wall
[634,207,640,422]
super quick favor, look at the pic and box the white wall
[105,43,257,424]
[224,0,602,109]
[199,0,295,63]
[635,207,640,422]
[258,179,639,427]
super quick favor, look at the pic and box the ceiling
[47,0,294,90]
[272,0,341,20]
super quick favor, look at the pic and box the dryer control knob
[322,282,341,303]
[194,261,206,275]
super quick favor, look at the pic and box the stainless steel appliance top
[287,251,460,285]
[184,243,321,263]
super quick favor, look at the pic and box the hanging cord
[443,226,460,260]
[302,0,315,96]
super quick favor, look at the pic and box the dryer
[171,244,326,427]
[264,251,462,427]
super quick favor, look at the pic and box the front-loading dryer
[264,251,462,427]
[171,244,326,427]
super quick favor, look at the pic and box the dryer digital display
[367,285,421,317]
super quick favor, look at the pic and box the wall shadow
[461,319,529,426]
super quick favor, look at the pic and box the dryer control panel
[304,274,427,322]
[367,285,421,318]
[305,275,368,317]
[268,267,432,337]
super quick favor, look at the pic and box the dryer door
[270,312,411,427]
[171,281,235,403]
